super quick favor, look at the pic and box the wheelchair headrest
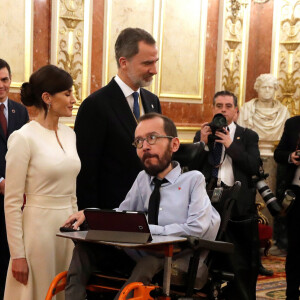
[172,143,203,168]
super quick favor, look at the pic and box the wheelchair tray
[84,209,152,244]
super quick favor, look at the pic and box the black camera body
[252,164,282,217]
[207,113,227,141]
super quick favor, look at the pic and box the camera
[281,189,296,214]
[207,113,227,141]
[252,162,282,217]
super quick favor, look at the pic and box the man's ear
[171,137,180,153]
[119,57,127,69]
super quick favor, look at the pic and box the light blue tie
[132,92,140,119]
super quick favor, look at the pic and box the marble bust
[238,74,290,141]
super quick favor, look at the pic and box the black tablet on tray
[84,209,152,244]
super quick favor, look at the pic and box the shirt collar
[228,121,236,132]
[1,98,8,109]
[150,161,181,185]
[114,75,141,98]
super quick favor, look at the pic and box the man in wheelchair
[62,113,220,300]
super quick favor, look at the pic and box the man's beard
[141,145,172,176]
[128,70,153,88]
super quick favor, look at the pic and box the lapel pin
[12,109,15,113]
[237,137,240,140]
[151,104,154,109]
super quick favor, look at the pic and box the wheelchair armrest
[185,236,234,254]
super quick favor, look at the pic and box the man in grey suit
[75,28,161,211]
[0,59,29,298]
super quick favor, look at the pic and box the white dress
[4,120,81,300]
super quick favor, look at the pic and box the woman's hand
[62,210,85,230]
[12,258,29,285]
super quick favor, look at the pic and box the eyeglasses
[132,134,174,149]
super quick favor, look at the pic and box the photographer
[193,90,260,300]
[274,116,300,300]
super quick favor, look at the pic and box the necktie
[148,178,168,225]
[132,92,140,120]
[0,104,7,137]
[212,142,223,177]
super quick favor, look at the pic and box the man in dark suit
[274,116,300,300]
[75,28,161,211]
[193,90,260,300]
[0,59,29,298]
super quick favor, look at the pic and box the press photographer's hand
[290,151,300,166]
[200,122,212,145]
[214,128,232,148]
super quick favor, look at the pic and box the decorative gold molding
[103,0,157,94]
[176,126,200,144]
[10,0,33,88]
[177,126,201,131]
[103,0,207,104]
[157,0,208,102]
[216,0,251,107]
[271,0,300,116]
[51,0,92,117]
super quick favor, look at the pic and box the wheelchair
[46,143,241,300]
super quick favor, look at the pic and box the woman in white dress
[4,65,81,300]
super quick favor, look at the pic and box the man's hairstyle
[0,59,11,78]
[138,113,178,137]
[115,27,156,68]
[213,90,238,107]
[254,73,278,92]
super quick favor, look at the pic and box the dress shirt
[218,122,236,186]
[0,98,8,183]
[114,75,145,117]
[118,161,220,238]
[118,162,220,282]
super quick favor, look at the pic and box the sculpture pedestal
[259,140,277,157]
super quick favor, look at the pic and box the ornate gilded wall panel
[158,0,207,102]
[0,0,33,89]
[103,0,207,103]
[271,0,300,116]
[104,0,157,90]
[216,0,251,107]
[51,0,93,115]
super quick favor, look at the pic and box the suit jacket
[193,124,260,218]
[75,78,161,210]
[0,99,29,180]
[0,98,28,273]
[274,116,300,190]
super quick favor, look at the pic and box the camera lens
[212,114,227,128]
[256,180,282,216]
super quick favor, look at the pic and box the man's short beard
[142,146,172,177]
[128,72,153,88]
